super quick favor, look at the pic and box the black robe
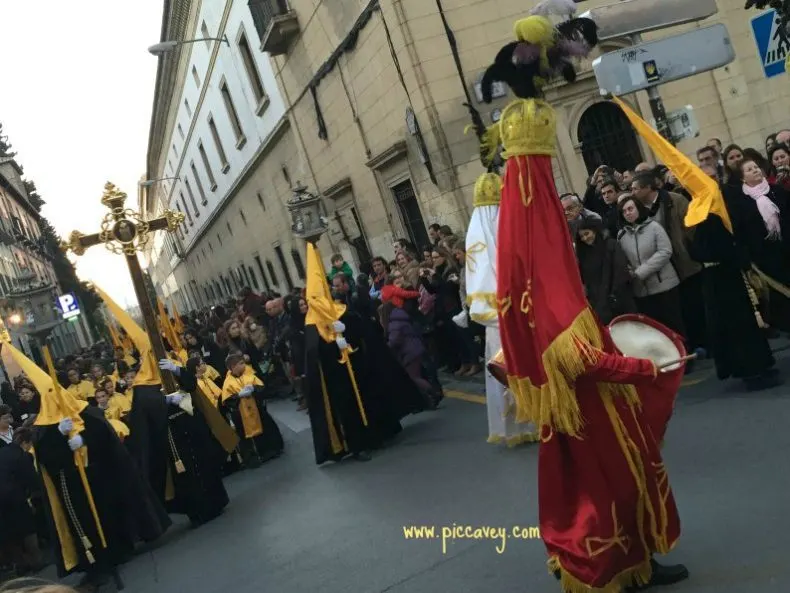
[688,214,775,379]
[0,441,39,544]
[35,407,170,577]
[126,381,229,525]
[167,367,230,525]
[305,311,424,465]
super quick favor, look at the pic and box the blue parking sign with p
[58,293,80,319]
[752,9,789,78]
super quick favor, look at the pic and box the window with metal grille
[184,179,200,216]
[254,255,272,291]
[179,194,193,225]
[198,142,217,190]
[190,162,208,205]
[208,116,229,171]
[248,266,260,290]
[577,101,643,176]
[238,29,267,106]
[248,0,291,41]
[266,259,278,287]
[274,245,294,289]
[390,179,429,249]
[220,80,245,145]
[291,248,306,279]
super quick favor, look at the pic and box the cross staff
[63,182,185,393]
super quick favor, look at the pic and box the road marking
[446,371,711,406]
[444,390,486,405]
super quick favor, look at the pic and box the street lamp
[286,182,329,244]
[139,177,180,188]
[148,35,230,56]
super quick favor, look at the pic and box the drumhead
[609,319,683,371]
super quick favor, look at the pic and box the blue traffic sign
[751,9,790,78]
[58,292,80,320]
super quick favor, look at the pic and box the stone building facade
[144,0,789,309]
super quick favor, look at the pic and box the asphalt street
[46,346,790,593]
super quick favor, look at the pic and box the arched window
[577,101,643,176]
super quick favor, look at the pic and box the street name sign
[592,24,735,96]
[579,0,718,41]
[751,9,790,78]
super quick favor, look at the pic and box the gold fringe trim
[751,264,790,299]
[547,556,652,593]
[487,432,540,447]
[506,307,638,437]
[480,124,502,167]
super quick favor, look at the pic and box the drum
[608,314,687,443]
[608,314,687,371]
[487,348,508,387]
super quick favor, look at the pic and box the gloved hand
[166,393,184,406]
[58,418,73,436]
[452,310,469,329]
[332,320,346,333]
[68,435,84,451]
[238,385,255,398]
[336,337,349,351]
[158,359,181,375]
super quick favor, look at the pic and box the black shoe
[628,559,688,590]
[352,451,372,462]
[744,373,783,391]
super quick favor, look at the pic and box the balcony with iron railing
[248,0,299,56]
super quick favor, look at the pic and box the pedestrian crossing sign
[751,9,790,78]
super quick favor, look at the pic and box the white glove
[453,310,469,328]
[58,418,74,436]
[238,385,255,398]
[332,320,346,333]
[68,435,84,451]
[158,359,181,375]
[336,337,349,350]
[166,393,184,406]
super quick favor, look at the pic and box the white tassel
[529,0,577,17]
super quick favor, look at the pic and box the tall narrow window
[208,240,214,252]
[192,65,201,87]
[254,255,271,291]
[266,260,278,286]
[172,143,179,158]
[226,221,233,236]
[180,193,193,225]
[217,233,223,247]
[291,249,306,280]
[184,180,200,217]
[175,204,187,236]
[177,124,185,140]
[219,80,245,146]
[201,21,211,48]
[190,162,208,205]
[274,245,294,290]
[239,208,247,226]
[198,142,217,190]
[248,266,260,291]
[256,191,266,211]
[185,98,192,118]
[208,116,229,171]
[167,159,173,174]
[237,30,268,110]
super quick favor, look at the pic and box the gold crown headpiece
[473,172,503,208]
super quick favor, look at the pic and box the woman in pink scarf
[726,157,790,330]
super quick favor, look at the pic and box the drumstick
[657,353,698,371]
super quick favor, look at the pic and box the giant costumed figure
[476,3,690,591]
[465,171,539,446]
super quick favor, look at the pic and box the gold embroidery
[498,296,512,316]
[465,242,487,273]
[585,502,631,558]
[516,157,532,207]
[520,280,536,328]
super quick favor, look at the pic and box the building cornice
[145,0,196,193]
[365,141,407,170]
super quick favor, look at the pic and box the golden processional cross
[63,182,185,393]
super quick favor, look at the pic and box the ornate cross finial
[101,182,128,209]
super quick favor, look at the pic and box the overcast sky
[0,1,164,308]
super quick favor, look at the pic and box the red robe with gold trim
[494,99,681,592]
